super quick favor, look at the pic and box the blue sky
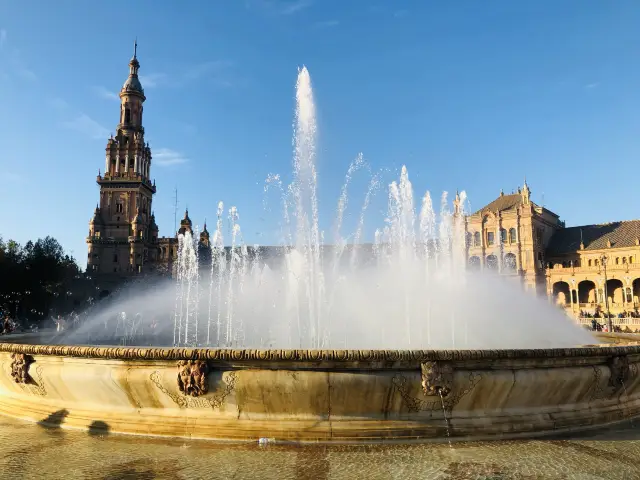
[1,1,640,268]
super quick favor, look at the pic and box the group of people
[580,309,640,319]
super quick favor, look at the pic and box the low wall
[1,343,639,442]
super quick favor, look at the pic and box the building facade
[468,182,640,321]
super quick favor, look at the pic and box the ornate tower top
[521,177,531,205]
[120,40,145,101]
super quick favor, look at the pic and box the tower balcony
[97,173,156,193]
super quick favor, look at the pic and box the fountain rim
[0,342,637,362]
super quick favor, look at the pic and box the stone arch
[578,280,596,304]
[468,256,481,270]
[552,281,571,305]
[486,254,498,270]
[633,278,640,305]
[504,253,517,272]
[606,278,624,305]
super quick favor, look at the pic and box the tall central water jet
[290,66,325,348]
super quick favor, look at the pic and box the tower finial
[134,38,138,59]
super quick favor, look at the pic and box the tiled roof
[473,194,531,215]
[546,221,640,255]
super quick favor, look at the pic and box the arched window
[473,232,481,247]
[486,254,498,270]
[504,253,517,272]
[487,232,495,246]
[124,108,131,123]
[623,257,627,264]
[588,259,592,267]
[616,257,620,265]
[500,228,507,244]
[509,227,516,243]
[630,256,634,264]
[468,256,481,270]
[627,288,633,303]
[595,259,600,267]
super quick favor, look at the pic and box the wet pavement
[1,414,640,479]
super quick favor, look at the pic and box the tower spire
[133,38,137,59]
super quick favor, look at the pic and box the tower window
[116,204,123,214]
[125,108,131,123]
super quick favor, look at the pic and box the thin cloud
[16,67,36,81]
[61,114,109,140]
[1,171,21,183]
[92,86,119,102]
[280,0,313,15]
[153,148,189,166]
[139,62,232,89]
[585,82,600,90]
[4,48,36,81]
[139,72,168,88]
[49,97,70,111]
[245,0,313,16]
[314,19,339,28]
[0,29,6,49]
[183,60,228,81]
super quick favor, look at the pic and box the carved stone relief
[150,369,237,409]
[10,353,33,384]
[421,361,454,397]
[608,355,630,390]
[177,359,209,397]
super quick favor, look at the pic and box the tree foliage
[0,234,81,322]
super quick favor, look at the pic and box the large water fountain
[1,67,639,443]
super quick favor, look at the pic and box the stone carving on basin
[177,359,209,397]
[9,353,33,385]
[421,361,454,397]
[608,355,630,391]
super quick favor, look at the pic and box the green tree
[0,234,81,324]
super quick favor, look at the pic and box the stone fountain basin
[0,342,639,442]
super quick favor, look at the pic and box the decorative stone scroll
[10,353,33,384]
[177,359,209,397]
[421,361,454,397]
[608,355,630,390]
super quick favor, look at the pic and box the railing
[549,264,640,274]
[577,317,640,327]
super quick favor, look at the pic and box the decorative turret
[89,205,104,237]
[200,220,210,247]
[132,207,144,239]
[178,208,193,236]
[521,177,531,205]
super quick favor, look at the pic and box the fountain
[1,66,639,443]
